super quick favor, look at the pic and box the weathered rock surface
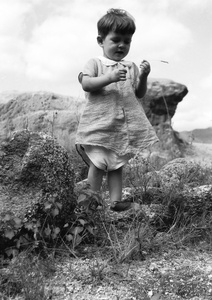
[143,79,188,159]
[149,158,199,187]
[142,78,188,126]
[0,130,76,230]
[0,78,188,154]
[0,92,85,154]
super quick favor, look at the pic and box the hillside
[180,127,212,144]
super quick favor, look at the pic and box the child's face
[98,31,132,62]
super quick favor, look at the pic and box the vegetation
[0,148,212,299]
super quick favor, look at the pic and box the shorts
[83,145,132,171]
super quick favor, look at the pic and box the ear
[97,35,103,47]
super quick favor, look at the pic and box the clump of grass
[102,222,140,263]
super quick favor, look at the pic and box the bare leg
[108,167,122,203]
[87,161,105,191]
[108,166,132,212]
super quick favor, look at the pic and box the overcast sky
[0,0,211,131]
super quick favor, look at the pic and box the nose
[118,43,124,49]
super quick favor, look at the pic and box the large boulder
[143,79,188,159]
[142,78,188,126]
[0,78,188,154]
[150,158,198,188]
[0,92,85,153]
[0,130,76,252]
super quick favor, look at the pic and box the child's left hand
[140,60,151,76]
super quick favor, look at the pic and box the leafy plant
[1,183,103,258]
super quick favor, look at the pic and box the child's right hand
[109,68,127,82]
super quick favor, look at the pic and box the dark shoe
[110,201,132,212]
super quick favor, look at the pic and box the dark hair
[97,8,136,38]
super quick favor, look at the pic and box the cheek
[109,45,117,52]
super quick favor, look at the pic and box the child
[76,8,158,212]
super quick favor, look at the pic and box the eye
[124,39,131,45]
[111,38,120,43]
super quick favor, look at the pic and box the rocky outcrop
[0,92,85,154]
[142,78,188,126]
[0,79,188,155]
[142,79,188,159]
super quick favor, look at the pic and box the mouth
[116,51,124,55]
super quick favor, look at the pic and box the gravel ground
[44,247,212,300]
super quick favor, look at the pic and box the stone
[181,184,212,216]
[147,158,199,188]
[142,78,188,126]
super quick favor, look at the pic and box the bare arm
[135,60,150,98]
[81,68,127,92]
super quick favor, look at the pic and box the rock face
[0,79,188,154]
[0,130,76,227]
[0,92,85,153]
[142,78,188,126]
